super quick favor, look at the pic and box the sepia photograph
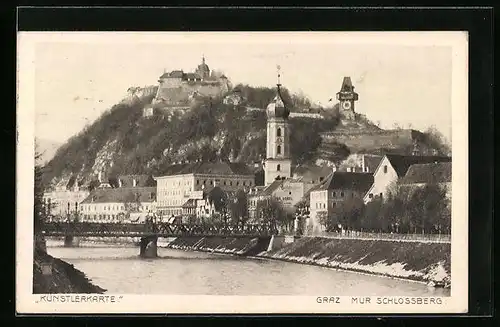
[17,31,468,314]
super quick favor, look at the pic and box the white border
[16,31,468,314]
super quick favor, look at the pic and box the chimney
[133,178,137,187]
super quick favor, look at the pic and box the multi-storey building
[309,172,374,233]
[154,162,255,218]
[80,187,157,223]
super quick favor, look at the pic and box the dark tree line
[316,183,451,235]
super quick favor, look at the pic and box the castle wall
[155,80,228,107]
[320,129,421,152]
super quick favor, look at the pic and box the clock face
[342,101,351,110]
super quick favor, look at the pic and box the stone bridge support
[64,236,80,247]
[139,236,158,258]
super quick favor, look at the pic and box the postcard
[17,31,468,314]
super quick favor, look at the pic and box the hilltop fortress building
[152,56,231,109]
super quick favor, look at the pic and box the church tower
[336,76,358,120]
[264,68,292,185]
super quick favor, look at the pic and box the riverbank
[33,249,106,294]
[256,237,451,287]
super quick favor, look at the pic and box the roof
[117,175,153,187]
[262,179,285,196]
[316,172,374,194]
[340,76,354,92]
[384,154,452,178]
[292,164,333,183]
[363,155,384,172]
[81,187,156,204]
[184,73,201,80]
[399,162,452,185]
[297,172,334,205]
[266,86,290,119]
[182,198,197,208]
[156,161,254,177]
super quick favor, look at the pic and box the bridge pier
[139,236,158,258]
[64,236,80,247]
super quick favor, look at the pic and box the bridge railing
[42,221,278,237]
[309,231,451,243]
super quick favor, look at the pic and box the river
[47,241,450,296]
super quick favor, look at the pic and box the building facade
[309,172,374,233]
[154,162,255,218]
[43,181,90,220]
[80,187,157,223]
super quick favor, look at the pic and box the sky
[28,32,460,145]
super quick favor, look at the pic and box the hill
[42,85,450,190]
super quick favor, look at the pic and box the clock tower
[336,76,358,120]
[264,74,292,185]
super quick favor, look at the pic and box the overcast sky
[28,32,460,144]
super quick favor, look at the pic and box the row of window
[314,202,338,209]
[312,191,354,199]
[195,179,253,187]
[81,205,152,212]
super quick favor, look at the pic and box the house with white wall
[363,154,452,203]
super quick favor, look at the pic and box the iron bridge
[42,221,278,238]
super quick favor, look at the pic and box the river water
[47,242,450,296]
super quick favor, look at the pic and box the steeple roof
[266,85,290,119]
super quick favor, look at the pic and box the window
[197,180,199,185]
[224,181,226,185]
[230,181,233,186]
[383,165,388,173]
[236,181,239,186]
[341,192,344,197]
[369,193,373,199]
[333,191,336,197]
[277,164,281,171]
[203,180,206,185]
[289,191,292,195]
[319,177,324,182]
[277,145,281,155]
[333,202,336,208]
[277,128,282,137]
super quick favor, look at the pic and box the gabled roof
[399,162,452,185]
[384,154,452,178]
[363,155,384,172]
[157,161,254,177]
[292,164,333,183]
[81,187,156,204]
[316,172,374,194]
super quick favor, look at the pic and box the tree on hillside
[423,126,451,156]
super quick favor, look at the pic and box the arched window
[277,128,282,137]
[277,164,281,171]
[277,145,282,155]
